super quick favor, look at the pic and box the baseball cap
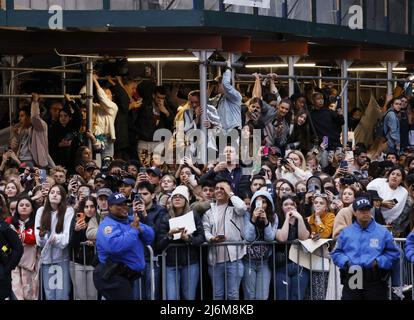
[96,188,112,198]
[121,177,135,186]
[95,173,106,181]
[108,192,128,206]
[353,197,373,211]
[147,167,162,177]
[85,161,98,170]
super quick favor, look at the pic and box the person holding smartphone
[130,181,167,300]
[243,190,277,300]
[69,196,98,300]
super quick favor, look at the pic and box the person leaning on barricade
[202,178,248,300]
[93,192,154,300]
[331,196,400,300]
[157,186,205,300]
[69,196,98,300]
[242,190,278,300]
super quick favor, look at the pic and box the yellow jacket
[308,212,335,239]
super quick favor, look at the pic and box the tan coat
[332,206,354,240]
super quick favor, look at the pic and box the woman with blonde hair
[276,150,312,185]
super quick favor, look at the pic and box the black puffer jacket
[156,211,205,267]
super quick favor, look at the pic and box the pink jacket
[29,101,55,168]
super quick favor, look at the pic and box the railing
[0,0,412,35]
[160,239,413,301]
[32,239,413,300]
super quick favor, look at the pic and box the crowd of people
[0,62,414,301]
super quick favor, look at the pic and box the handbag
[288,242,330,272]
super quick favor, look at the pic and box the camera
[280,158,289,166]
[340,175,357,186]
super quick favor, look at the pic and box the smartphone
[76,212,85,222]
[139,167,147,174]
[392,199,398,204]
[64,133,74,141]
[216,234,226,240]
[340,160,349,169]
[134,193,142,202]
[39,169,47,183]
[322,136,329,145]
[256,199,263,208]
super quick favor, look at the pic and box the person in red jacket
[6,196,39,300]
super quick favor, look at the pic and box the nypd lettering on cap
[356,198,370,207]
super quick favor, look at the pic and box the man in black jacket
[131,181,167,300]
[135,86,175,165]
[310,92,344,150]
[0,219,23,300]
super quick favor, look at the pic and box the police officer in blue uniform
[0,218,23,300]
[93,192,154,300]
[331,196,400,300]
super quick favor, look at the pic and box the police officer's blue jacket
[405,232,414,263]
[331,219,400,270]
[96,214,155,272]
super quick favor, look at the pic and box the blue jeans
[242,258,271,300]
[132,262,160,300]
[275,262,309,300]
[391,258,401,287]
[165,263,199,300]
[41,261,71,300]
[208,260,244,300]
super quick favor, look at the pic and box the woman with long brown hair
[35,184,74,300]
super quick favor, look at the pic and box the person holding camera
[130,181,167,300]
[243,190,278,300]
[331,196,400,300]
[276,150,312,186]
[93,192,154,300]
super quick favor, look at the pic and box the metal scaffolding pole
[61,57,67,95]
[156,61,162,86]
[0,94,82,99]
[9,56,17,121]
[199,50,208,164]
[287,56,300,97]
[236,73,411,83]
[341,60,352,147]
[0,66,82,74]
[86,59,94,149]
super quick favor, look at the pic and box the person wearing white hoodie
[35,184,74,300]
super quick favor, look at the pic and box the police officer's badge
[104,226,113,235]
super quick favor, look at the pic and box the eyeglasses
[279,187,292,192]
[313,193,328,199]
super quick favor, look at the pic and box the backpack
[373,109,394,140]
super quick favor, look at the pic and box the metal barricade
[160,238,413,301]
